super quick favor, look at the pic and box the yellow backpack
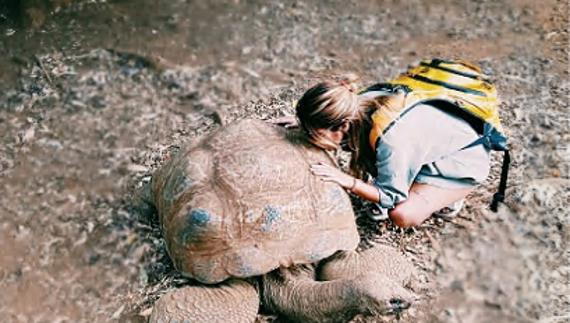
[362,59,510,211]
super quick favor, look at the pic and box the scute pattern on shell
[152,119,359,283]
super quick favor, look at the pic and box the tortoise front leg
[262,264,414,322]
[150,279,258,323]
[316,245,418,318]
[317,244,416,284]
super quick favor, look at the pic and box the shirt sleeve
[372,137,427,209]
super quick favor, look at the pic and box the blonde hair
[297,77,407,179]
[296,76,359,151]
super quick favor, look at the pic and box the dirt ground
[0,0,568,322]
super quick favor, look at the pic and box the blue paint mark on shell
[329,186,344,201]
[189,208,210,226]
[229,254,254,277]
[307,239,328,262]
[179,208,211,244]
[237,262,253,276]
[261,205,281,232]
[245,210,255,222]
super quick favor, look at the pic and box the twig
[539,315,570,323]
[34,55,54,86]
[425,231,441,253]
[501,74,533,84]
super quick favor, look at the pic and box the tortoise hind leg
[150,279,259,323]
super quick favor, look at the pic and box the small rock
[111,304,125,320]
[19,126,36,144]
[37,138,63,150]
[139,307,153,317]
[127,164,149,173]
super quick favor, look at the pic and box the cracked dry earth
[0,0,568,322]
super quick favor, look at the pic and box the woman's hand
[312,162,381,203]
[269,115,299,129]
[310,162,354,189]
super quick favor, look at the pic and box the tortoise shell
[152,119,359,284]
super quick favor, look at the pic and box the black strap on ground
[490,149,511,212]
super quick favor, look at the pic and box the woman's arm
[349,178,381,203]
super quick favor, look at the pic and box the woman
[274,62,497,228]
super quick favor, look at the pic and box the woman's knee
[389,204,424,228]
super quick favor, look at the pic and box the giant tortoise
[150,119,416,322]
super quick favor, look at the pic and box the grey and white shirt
[370,103,491,210]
